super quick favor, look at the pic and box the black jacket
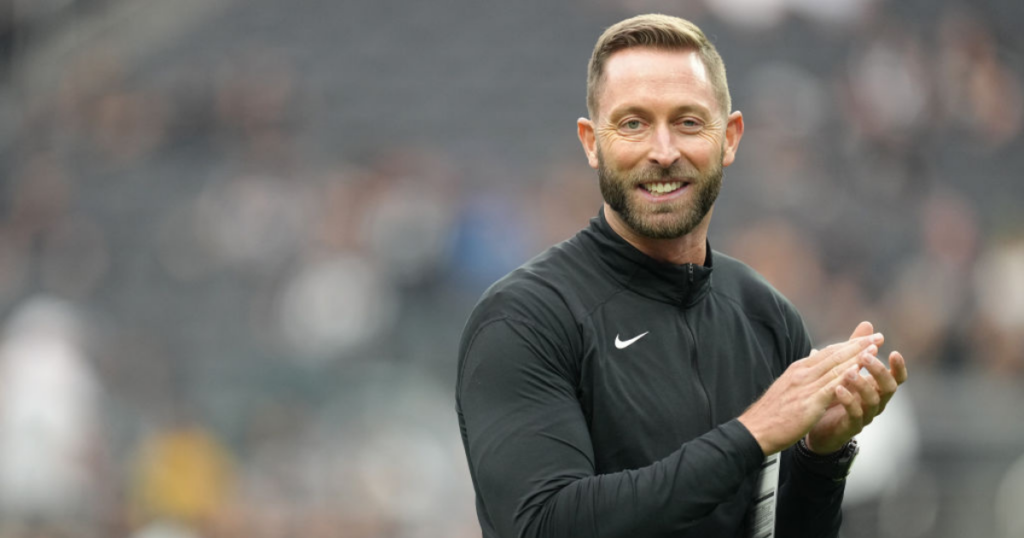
[456,209,845,537]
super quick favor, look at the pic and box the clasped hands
[739,321,909,456]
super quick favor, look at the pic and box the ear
[722,110,744,168]
[577,117,599,169]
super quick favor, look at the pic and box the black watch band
[794,437,859,482]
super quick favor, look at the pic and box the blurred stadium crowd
[0,0,1023,537]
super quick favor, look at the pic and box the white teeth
[642,182,683,194]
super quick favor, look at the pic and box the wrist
[794,437,859,481]
[737,414,778,456]
[804,433,845,455]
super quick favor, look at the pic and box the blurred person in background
[456,14,909,538]
[130,412,235,538]
[0,297,103,535]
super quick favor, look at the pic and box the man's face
[597,139,723,239]
[579,47,742,240]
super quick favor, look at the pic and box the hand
[804,321,909,454]
[738,333,883,456]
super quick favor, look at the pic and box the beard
[598,148,724,240]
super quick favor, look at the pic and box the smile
[640,181,685,195]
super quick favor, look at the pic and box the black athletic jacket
[456,209,845,538]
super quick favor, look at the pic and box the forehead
[597,47,717,117]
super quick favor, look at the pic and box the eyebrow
[607,103,712,122]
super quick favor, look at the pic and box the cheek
[602,139,648,169]
[682,137,721,166]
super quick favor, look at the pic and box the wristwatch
[794,437,859,482]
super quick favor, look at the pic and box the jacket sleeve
[457,317,765,538]
[774,303,846,538]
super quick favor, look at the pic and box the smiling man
[456,14,908,538]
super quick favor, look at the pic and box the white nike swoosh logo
[615,332,649,349]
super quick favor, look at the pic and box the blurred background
[0,0,1022,537]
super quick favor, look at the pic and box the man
[456,14,908,538]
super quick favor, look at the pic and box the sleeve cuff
[786,447,848,497]
[718,418,770,473]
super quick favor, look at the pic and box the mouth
[637,180,690,200]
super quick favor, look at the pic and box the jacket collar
[581,207,713,306]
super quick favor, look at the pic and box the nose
[648,124,681,168]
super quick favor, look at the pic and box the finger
[835,383,864,427]
[889,351,908,385]
[859,370,880,393]
[848,321,874,340]
[848,365,881,424]
[810,335,881,376]
[862,354,898,396]
[820,364,861,403]
[815,344,878,388]
[873,352,908,415]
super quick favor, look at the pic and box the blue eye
[624,120,642,130]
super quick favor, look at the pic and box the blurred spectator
[360,150,460,287]
[972,236,1024,374]
[936,8,1023,150]
[448,182,538,294]
[841,25,931,148]
[194,173,312,276]
[131,419,234,532]
[883,188,978,369]
[274,253,399,364]
[0,297,101,526]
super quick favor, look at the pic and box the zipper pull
[688,263,694,282]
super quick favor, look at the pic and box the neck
[604,203,710,266]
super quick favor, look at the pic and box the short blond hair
[586,14,731,119]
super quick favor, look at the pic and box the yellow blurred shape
[133,425,235,524]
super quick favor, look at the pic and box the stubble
[598,148,724,240]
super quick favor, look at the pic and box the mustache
[628,163,698,183]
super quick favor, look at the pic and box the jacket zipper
[682,310,714,430]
